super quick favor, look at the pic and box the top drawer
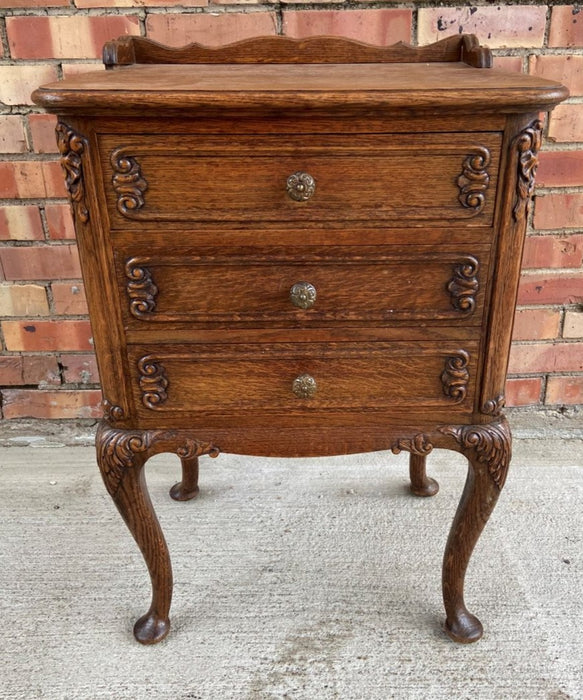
[99,132,502,230]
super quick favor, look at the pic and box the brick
[0,0,69,6]
[282,9,412,44]
[2,320,93,351]
[534,193,583,230]
[522,234,583,269]
[508,342,583,374]
[529,54,583,96]
[44,204,75,240]
[547,104,583,143]
[0,65,58,106]
[0,245,81,281]
[504,376,542,407]
[7,15,140,60]
[536,151,583,187]
[418,6,547,49]
[28,114,58,154]
[549,6,583,47]
[147,12,277,47]
[546,375,583,404]
[517,272,583,305]
[52,282,88,315]
[1,389,102,419]
[0,161,67,199]
[0,355,60,387]
[0,116,27,154]
[0,284,49,316]
[59,353,99,384]
[0,206,43,241]
[493,56,524,73]
[61,63,105,79]
[512,307,561,341]
[564,311,583,339]
[76,0,205,6]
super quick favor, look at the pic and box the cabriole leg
[439,419,511,643]
[409,453,439,497]
[96,422,172,644]
[170,455,199,501]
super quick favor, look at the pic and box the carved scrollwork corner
[101,399,125,424]
[482,394,506,417]
[96,423,221,497]
[125,258,158,317]
[438,419,512,491]
[447,257,479,314]
[111,148,148,217]
[96,423,149,497]
[457,147,491,214]
[56,122,90,224]
[512,119,543,223]
[177,439,221,460]
[441,350,470,403]
[391,433,434,456]
[137,356,169,409]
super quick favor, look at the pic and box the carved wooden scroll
[56,122,89,224]
[439,419,512,490]
[482,394,505,417]
[512,120,543,223]
[447,257,479,314]
[111,148,148,217]
[457,147,491,215]
[102,399,125,423]
[441,350,470,403]
[137,356,169,409]
[391,433,434,457]
[125,258,158,318]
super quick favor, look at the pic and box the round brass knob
[292,374,317,399]
[289,281,317,309]
[286,172,315,202]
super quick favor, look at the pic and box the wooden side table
[33,34,567,645]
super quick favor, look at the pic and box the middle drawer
[115,246,489,328]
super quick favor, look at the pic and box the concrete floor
[0,423,581,699]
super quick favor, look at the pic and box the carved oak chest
[33,34,567,645]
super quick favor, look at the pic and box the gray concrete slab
[0,437,581,699]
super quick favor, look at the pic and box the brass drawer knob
[286,172,315,201]
[292,374,317,399]
[289,281,317,309]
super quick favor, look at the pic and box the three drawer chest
[33,34,568,644]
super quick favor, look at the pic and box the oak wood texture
[34,35,567,646]
[101,133,501,228]
[102,34,491,68]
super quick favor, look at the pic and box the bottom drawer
[127,341,479,417]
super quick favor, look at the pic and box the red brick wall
[0,2,582,419]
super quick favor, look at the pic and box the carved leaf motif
[177,440,220,460]
[125,258,158,317]
[441,350,470,403]
[482,394,505,417]
[101,399,125,423]
[137,357,169,409]
[111,148,148,216]
[512,120,543,222]
[56,122,89,224]
[457,147,491,214]
[96,424,149,496]
[391,433,434,456]
[447,257,479,314]
[439,421,512,490]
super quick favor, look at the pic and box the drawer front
[127,341,479,416]
[117,247,489,327]
[100,132,502,229]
